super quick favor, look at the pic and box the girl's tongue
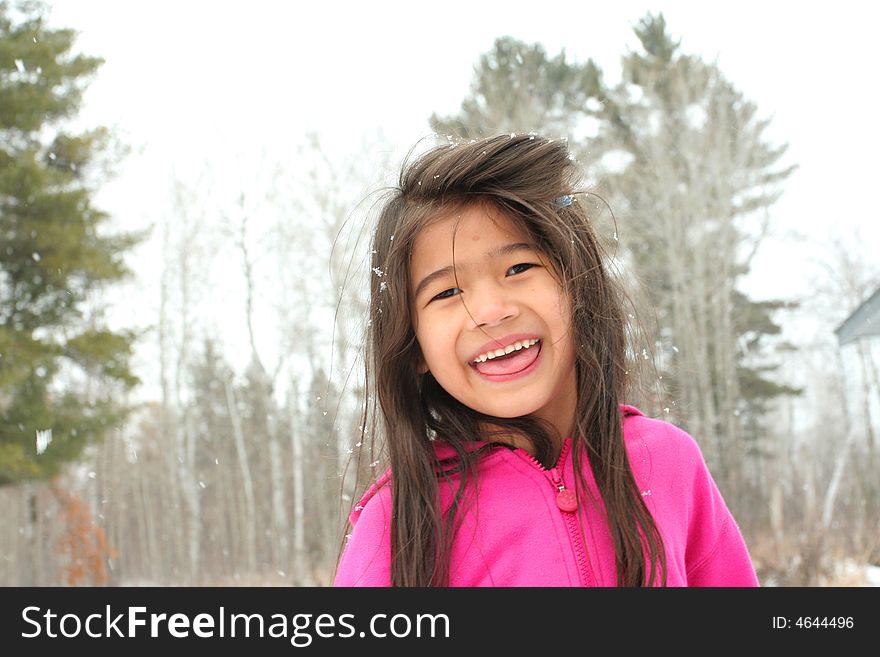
[474,343,540,376]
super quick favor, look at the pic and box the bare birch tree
[223,180,291,575]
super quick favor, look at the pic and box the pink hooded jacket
[334,405,759,586]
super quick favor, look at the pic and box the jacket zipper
[516,441,595,586]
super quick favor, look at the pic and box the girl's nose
[470,281,519,328]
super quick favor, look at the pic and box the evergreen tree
[305,367,339,564]
[0,0,142,486]
[187,337,241,574]
[431,36,602,140]
[593,14,799,494]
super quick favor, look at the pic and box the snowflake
[35,429,52,455]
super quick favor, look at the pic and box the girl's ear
[413,344,428,374]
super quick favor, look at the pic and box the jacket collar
[349,403,644,524]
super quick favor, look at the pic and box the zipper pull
[551,467,577,513]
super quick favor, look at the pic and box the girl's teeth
[474,338,539,363]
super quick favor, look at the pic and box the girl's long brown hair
[342,134,666,586]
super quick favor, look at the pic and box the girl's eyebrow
[413,242,535,300]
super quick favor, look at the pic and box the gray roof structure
[835,286,880,346]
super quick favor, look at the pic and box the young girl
[334,134,758,587]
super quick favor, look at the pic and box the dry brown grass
[750,532,879,586]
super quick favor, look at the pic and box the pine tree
[593,14,799,498]
[1,0,142,486]
[430,36,602,140]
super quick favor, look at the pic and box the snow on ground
[828,559,880,586]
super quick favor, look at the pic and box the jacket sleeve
[684,441,759,587]
[333,485,393,587]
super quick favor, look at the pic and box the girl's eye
[508,262,538,275]
[431,287,461,301]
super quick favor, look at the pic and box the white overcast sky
[42,0,880,390]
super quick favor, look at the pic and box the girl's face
[409,204,577,440]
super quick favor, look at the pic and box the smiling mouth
[471,340,542,377]
[471,338,540,364]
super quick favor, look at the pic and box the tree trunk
[224,377,257,573]
[178,408,201,582]
[23,484,39,586]
[288,383,309,584]
[138,461,161,583]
